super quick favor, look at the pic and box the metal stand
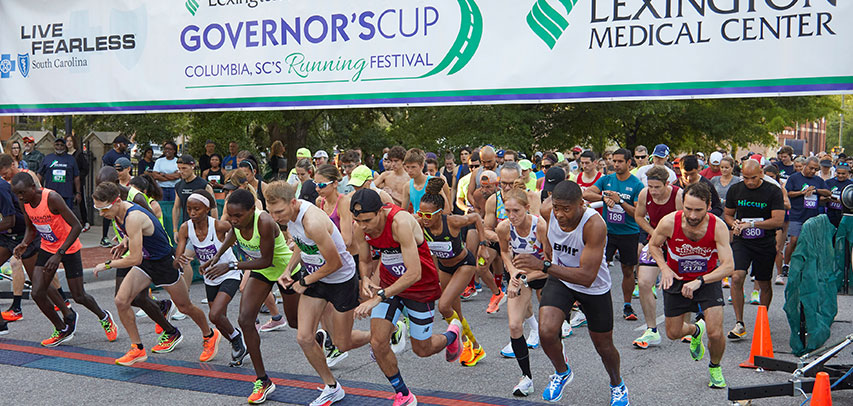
[727,334,853,402]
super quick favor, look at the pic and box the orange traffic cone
[810,371,832,405]
[739,305,774,368]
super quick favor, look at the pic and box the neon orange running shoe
[248,379,276,404]
[100,310,119,342]
[151,329,183,353]
[486,291,505,314]
[1,309,22,322]
[199,329,220,362]
[41,327,73,347]
[459,339,473,365]
[116,346,147,366]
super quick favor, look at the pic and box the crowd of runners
[1,139,848,406]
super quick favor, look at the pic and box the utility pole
[841,95,845,152]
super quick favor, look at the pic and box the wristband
[299,276,309,287]
[228,261,239,271]
[697,275,705,288]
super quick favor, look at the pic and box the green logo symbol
[420,0,483,78]
[185,0,200,16]
[527,0,578,49]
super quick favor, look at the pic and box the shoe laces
[547,373,565,393]
[611,384,627,400]
[48,329,60,339]
[158,331,175,344]
[252,379,264,394]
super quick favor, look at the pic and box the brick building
[776,118,827,157]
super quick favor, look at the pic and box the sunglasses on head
[417,208,441,219]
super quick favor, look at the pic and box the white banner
[0,0,850,115]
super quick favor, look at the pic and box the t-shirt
[593,173,643,235]
[222,155,238,172]
[337,175,355,195]
[725,181,785,246]
[775,162,796,180]
[785,172,828,223]
[700,167,722,179]
[153,157,179,188]
[635,164,677,186]
[199,154,212,174]
[176,176,209,224]
[298,179,319,205]
[102,148,129,168]
[710,176,741,207]
[137,159,155,175]
[0,179,26,236]
[825,177,853,226]
[39,153,79,199]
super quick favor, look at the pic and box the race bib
[427,241,454,259]
[741,218,765,239]
[225,164,234,171]
[381,251,407,276]
[52,169,66,183]
[830,191,843,210]
[194,244,218,262]
[301,253,326,274]
[33,223,58,243]
[607,205,626,225]
[638,245,656,266]
[208,175,221,183]
[804,195,818,209]
[677,258,707,275]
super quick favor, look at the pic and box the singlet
[408,176,432,213]
[288,200,355,284]
[206,168,224,186]
[424,215,465,261]
[187,216,240,285]
[114,186,166,244]
[320,195,343,230]
[23,188,82,255]
[495,190,508,221]
[577,172,604,214]
[646,185,680,229]
[114,203,173,261]
[547,208,611,295]
[665,211,719,282]
[235,210,292,282]
[510,215,544,259]
[364,204,441,302]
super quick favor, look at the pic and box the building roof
[84,131,122,145]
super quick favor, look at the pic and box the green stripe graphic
[527,0,578,49]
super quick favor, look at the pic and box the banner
[0,0,851,115]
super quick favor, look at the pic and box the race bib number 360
[381,252,407,276]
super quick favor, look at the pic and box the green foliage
[825,95,853,152]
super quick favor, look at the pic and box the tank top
[576,172,604,214]
[665,211,719,282]
[495,190,508,221]
[188,216,240,285]
[646,185,680,228]
[114,203,173,261]
[547,208,611,295]
[206,168,224,186]
[408,175,432,213]
[235,210,292,282]
[115,186,165,244]
[320,195,343,230]
[364,204,441,302]
[288,200,355,284]
[23,189,82,254]
[510,215,544,259]
[424,215,465,260]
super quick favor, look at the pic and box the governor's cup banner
[1,0,851,115]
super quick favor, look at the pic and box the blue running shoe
[542,368,573,402]
[610,380,630,406]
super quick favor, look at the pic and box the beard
[686,216,703,227]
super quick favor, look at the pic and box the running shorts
[303,273,360,313]
[663,280,724,317]
[605,233,639,266]
[371,296,436,341]
[36,249,84,279]
[539,276,613,333]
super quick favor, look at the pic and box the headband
[187,193,211,208]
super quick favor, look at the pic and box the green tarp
[836,215,853,293]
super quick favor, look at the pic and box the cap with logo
[179,154,196,165]
[652,144,670,158]
[313,150,329,159]
[22,136,34,143]
[347,165,373,187]
[543,167,566,193]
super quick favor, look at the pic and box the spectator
[635,144,677,185]
[39,137,81,215]
[22,136,44,172]
[102,135,130,168]
[7,140,27,169]
[287,148,312,185]
[222,141,239,172]
[203,153,225,191]
[337,149,360,195]
[710,157,740,207]
[199,140,216,173]
[268,140,287,181]
[137,147,155,175]
[700,152,724,179]
[66,134,91,231]
[151,141,181,200]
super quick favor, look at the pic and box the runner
[583,148,644,321]
[173,189,247,367]
[632,166,683,349]
[783,157,829,276]
[647,182,734,389]
[200,188,298,404]
[825,162,853,228]
[419,177,487,367]
[528,180,628,404]
[265,181,371,406]
[11,172,118,347]
[350,188,462,406]
[676,155,724,217]
[723,160,785,340]
[374,146,410,206]
[90,182,217,366]
[401,148,452,214]
[496,182,551,396]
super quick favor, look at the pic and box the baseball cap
[496,149,505,158]
[296,148,311,159]
[425,152,438,160]
[179,154,196,165]
[22,136,34,143]
[313,150,329,159]
[750,154,767,166]
[543,167,566,193]
[518,159,533,171]
[350,188,383,216]
[820,159,833,167]
[556,152,565,163]
[652,144,670,158]
[114,157,132,170]
[572,146,583,153]
[347,165,373,187]
[113,135,130,145]
[709,152,723,166]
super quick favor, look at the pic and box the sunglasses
[417,208,441,220]
[635,155,648,160]
[316,181,333,189]
[469,164,481,169]
[541,164,552,170]
[94,197,120,212]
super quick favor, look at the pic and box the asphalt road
[2,264,853,406]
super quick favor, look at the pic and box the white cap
[709,151,723,166]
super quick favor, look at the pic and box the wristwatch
[697,275,705,288]
[618,197,624,204]
[299,276,310,287]
[542,260,552,274]
[104,260,112,270]
[377,289,387,301]
[478,241,490,247]
[57,248,66,256]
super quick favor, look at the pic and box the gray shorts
[787,221,803,237]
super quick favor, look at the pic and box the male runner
[634,144,677,185]
[724,160,785,339]
[374,146,410,206]
[825,162,853,228]
[12,172,118,347]
[401,148,452,214]
[648,182,734,389]
[351,189,462,406]
[783,157,830,271]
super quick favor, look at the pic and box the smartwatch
[697,275,705,288]
[104,260,112,270]
[57,248,66,256]
[478,241,490,247]
[377,289,387,301]
[542,260,552,274]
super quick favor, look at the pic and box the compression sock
[511,336,532,379]
[444,310,460,325]
[443,329,458,347]
[460,317,476,343]
[386,372,410,396]
[11,295,22,311]
[525,314,539,333]
[135,343,143,350]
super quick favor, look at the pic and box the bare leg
[637,266,659,328]
[238,278,274,378]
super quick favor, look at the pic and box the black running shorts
[539,276,613,333]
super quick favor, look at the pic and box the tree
[825,95,853,153]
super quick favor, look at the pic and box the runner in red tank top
[11,172,117,347]
[350,189,463,406]
[647,182,734,390]
[576,151,604,215]
[631,166,683,349]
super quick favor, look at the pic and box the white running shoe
[310,383,345,406]
[135,309,146,318]
[390,320,408,354]
[513,375,534,397]
[570,312,587,328]
[171,309,187,321]
[326,349,349,368]
[561,320,572,338]
[500,342,515,358]
[526,329,540,349]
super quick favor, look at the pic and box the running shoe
[100,310,119,342]
[445,319,462,362]
[462,344,485,367]
[459,339,474,365]
[727,322,747,340]
[749,290,760,305]
[64,310,78,336]
[230,329,248,367]
[326,349,348,368]
[500,342,515,358]
[610,380,630,406]
[259,318,287,332]
[155,299,175,335]
[690,320,706,361]
[82,222,90,232]
[248,379,275,404]
[486,291,505,314]
[390,320,408,354]
[259,304,270,314]
[527,329,540,349]
[200,298,209,304]
[722,277,730,288]
[171,309,187,320]
[461,286,477,301]
[1,309,22,322]
[782,264,789,277]
[631,284,639,298]
[681,336,692,343]
[392,392,417,406]
[561,320,573,338]
[310,383,345,406]
[570,311,587,328]
[513,375,534,397]
[41,327,73,347]
[708,366,727,389]
[115,346,147,366]
[727,295,732,303]
[542,369,573,402]
[136,309,146,318]
[632,328,661,349]
[200,329,221,362]
[622,305,638,321]
[152,329,183,353]
[315,329,331,352]
[0,322,8,335]
[99,237,112,248]
[774,275,785,285]
[53,299,71,312]
[475,282,482,292]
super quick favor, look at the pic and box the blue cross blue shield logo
[0,54,15,79]
[17,53,29,78]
